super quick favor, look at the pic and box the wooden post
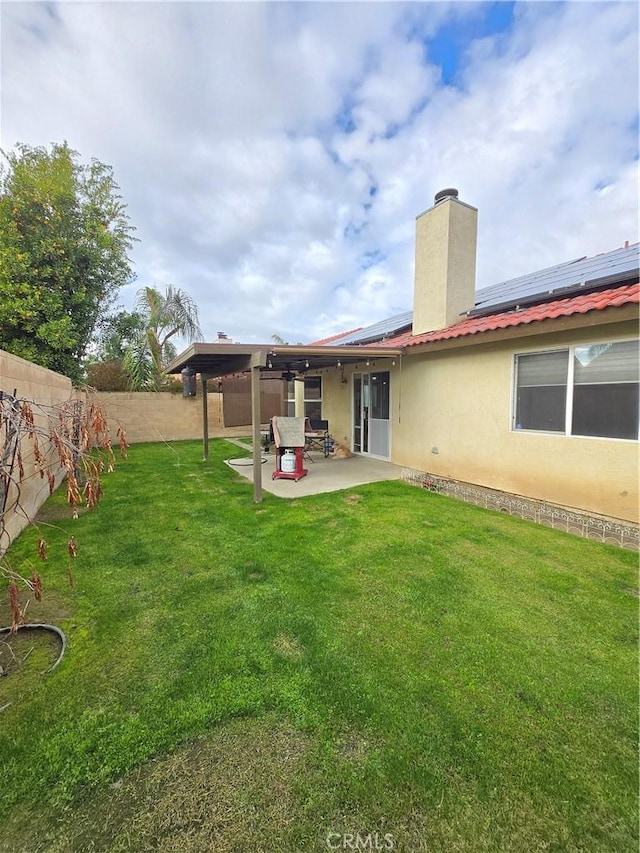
[202,376,209,461]
[251,363,263,503]
[249,351,267,503]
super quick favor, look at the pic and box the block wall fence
[0,350,73,552]
[85,389,227,444]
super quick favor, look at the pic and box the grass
[0,439,637,852]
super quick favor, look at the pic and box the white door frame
[352,370,391,459]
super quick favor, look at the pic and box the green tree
[123,285,203,391]
[83,310,146,391]
[0,142,135,383]
[93,309,146,362]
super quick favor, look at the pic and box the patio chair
[304,418,331,458]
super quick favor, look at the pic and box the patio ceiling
[165,342,403,379]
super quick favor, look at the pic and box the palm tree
[123,285,203,390]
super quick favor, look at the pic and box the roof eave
[165,342,404,377]
[401,301,640,355]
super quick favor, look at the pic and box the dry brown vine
[0,391,128,633]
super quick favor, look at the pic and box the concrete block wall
[85,390,228,444]
[1,349,73,404]
[0,350,74,553]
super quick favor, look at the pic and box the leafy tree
[0,142,135,383]
[92,309,146,362]
[83,310,146,390]
[85,360,129,392]
[123,285,203,391]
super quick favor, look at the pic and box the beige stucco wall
[86,390,226,444]
[413,197,478,334]
[0,350,74,552]
[321,371,356,445]
[292,374,353,437]
[392,325,638,522]
[318,318,638,523]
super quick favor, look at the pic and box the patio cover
[165,342,403,503]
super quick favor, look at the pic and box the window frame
[303,376,322,420]
[512,337,639,442]
[286,379,296,417]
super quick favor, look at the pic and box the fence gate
[221,376,285,427]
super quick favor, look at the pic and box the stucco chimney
[412,188,477,335]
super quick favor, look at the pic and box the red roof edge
[375,283,640,349]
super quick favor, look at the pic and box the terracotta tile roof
[375,283,640,349]
[309,327,363,346]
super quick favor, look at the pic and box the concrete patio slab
[223,441,403,498]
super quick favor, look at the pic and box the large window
[514,339,639,440]
[515,351,568,432]
[303,377,322,420]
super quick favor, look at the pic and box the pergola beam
[200,354,255,378]
[166,343,403,379]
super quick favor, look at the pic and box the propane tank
[281,449,296,473]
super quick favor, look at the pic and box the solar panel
[325,310,413,346]
[321,244,639,347]
[471,244,639,315]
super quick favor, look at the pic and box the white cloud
[1,1,637,348]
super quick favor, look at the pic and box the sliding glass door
[353,371,390,458]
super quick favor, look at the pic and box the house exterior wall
[317,371,350,441]
[314,316,638,523]
[292,373,350,429]
[389,318,638,523]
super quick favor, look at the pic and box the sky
[1,0,638,349]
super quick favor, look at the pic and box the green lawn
[0,440,637,852]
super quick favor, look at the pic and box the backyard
[0,439,637,852]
